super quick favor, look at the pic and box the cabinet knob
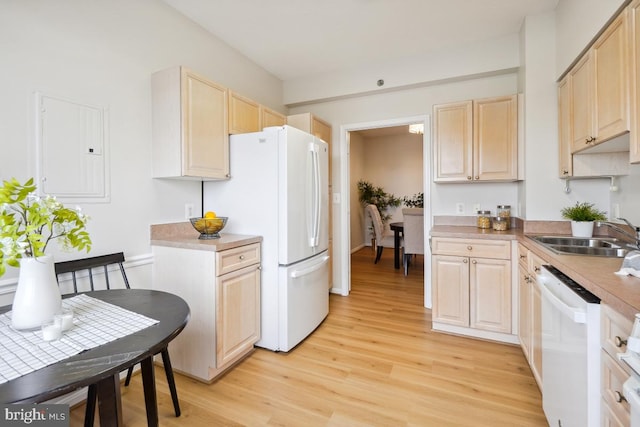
[463,259,468,264]
[615,336,628,348]
[585,136,596,144]
[474,176,479,180]
[467,176,472,180]
[562,170,569,175]
[614,390,627,403]
[467,246,472,251]
[472,260,477,264]
[519,254,526,260]
[534,266,540,273]
[239,255,245,260]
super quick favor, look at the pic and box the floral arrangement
[560,201,607,222]
[402,192,424,208]
[0,178,91,276]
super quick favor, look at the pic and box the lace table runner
[0,294,159,385]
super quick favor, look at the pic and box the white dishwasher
[538,265,601,427]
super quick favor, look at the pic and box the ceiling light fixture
[409,124,424,134]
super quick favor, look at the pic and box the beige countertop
[150,222,262,252]
[431,221,640,319]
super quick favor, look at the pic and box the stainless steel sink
[531,235,636,257]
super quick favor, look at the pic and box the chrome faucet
[596,218,640,249]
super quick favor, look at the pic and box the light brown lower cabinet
[601,303,634,427]
[152,243,261,382]
[431,237,515,343]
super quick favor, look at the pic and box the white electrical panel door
[36,93,110,203]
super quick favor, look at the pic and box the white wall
[284,34,520,106]
[555,0,627,77]
[0,0,283,292]
[349,132,366,251]
[351,132,423,249]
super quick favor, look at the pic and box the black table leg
[96,374,123,427]
[141,356,159,427]
[394,229,401,269]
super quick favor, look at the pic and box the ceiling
[162,0,559,82]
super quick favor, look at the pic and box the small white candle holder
[41,319,62,341]
[55,309,74,331]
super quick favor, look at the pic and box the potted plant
[357,180,401,224]
[560,201,607,238]
[0,177,92,329]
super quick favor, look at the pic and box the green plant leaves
[0,178,92,276]
[560,201,607,222]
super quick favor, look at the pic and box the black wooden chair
[54,252,181,426]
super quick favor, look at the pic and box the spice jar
[492,216,509,231]
[476,210,492,229]
[497,205,511,219]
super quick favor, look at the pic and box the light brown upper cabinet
[630,0,640,163]
[558,76,573,177]
[569,10,630,154]
[228,91,260,134]
[261,107,286,128]
[433,95,518,182]
[152,66,230,180]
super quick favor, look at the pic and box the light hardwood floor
[71,248,547,426]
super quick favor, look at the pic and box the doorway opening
[337,115,432,308]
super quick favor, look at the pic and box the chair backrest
[402,208,424,255]
[365,204,385,241]
[54,252,131,294]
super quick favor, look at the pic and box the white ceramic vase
[571,221,595,238]
[11,255,62,330]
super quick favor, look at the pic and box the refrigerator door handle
[308,143,321,248]
[290,255,330,278]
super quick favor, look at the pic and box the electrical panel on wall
[35,92,110,203]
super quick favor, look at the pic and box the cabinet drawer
[432,237,511,259]
[216,243,261,276]
[602,304,634,356]
[602,350,631,426]
[517,243,528,269]
[528,251,547,276]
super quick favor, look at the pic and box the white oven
[537,265,601,427]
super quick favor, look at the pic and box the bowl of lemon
[190,211,228,239]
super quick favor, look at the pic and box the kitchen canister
[476,210,492,229]
[497,205,511,219]
[492,216,509,231]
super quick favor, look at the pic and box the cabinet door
[518,265,531,360]
[601,350,631,425]
[228,91,260,134]
[570,53,595,153]
[432,255,470,327]
[558,76,573,177]
[593,10,630,143]
[216,264,261,369]
[470,257,511,333]
[183,69,230,178]
[433,101,473,182]
[473,95,518,181]
[261,106,286,128]
[531,278,543,388]
[630,0,640,163]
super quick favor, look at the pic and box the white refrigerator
[204,125,330,352]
